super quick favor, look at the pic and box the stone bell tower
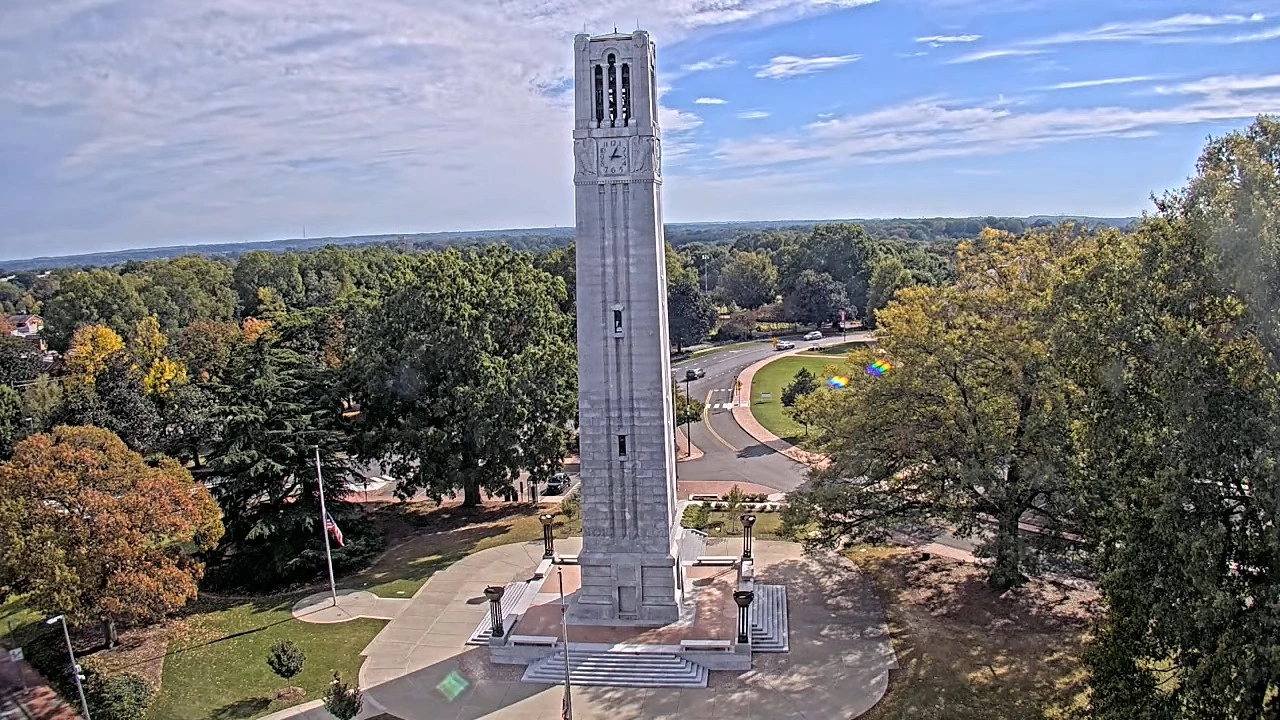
[570,30,680,625]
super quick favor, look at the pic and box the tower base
[567,551,680,626]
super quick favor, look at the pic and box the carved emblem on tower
[574,138,597,177]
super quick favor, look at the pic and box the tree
[232,250,304,313]
[0,336,43,387]
[721,251,779,310]
[157,383,221,468]
[667,274,717,353]
[41,270,147,350]
[782,270,847,326]
[0,385,22,460]
[0,426,223,646]
[323,672,363,720]
[1057,121,1280,717]
[780,367,818,407]
[713,309,757,341]
[266,640,306,683]
[64,324,125,388]
[59,354,162,454]
[778,223,880,310]
[783,229,1074,590]
[673,387,704,427]
[205,329,356,587]
[130,255,237,331]
[724,484,746,533]
[20,375,62,433]
[865,256,915,328]
[351,246,576,507]
[175,320,241,383]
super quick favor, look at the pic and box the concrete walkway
[261,538,895,720]
[292,590,410,624]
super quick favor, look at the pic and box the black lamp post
[540,513,556,558]
[484,585,506,638]
[740,514,756,560]
[733,590,755,644]
[684,376,692,457]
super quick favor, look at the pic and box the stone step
[522,651,709,688]
[749,584,789,653]
[466,580,539,646]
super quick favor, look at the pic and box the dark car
[545,472,570,495]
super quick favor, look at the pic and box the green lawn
[700,511,784,540]
[148,597,384,720]
[750,355,848,444]
[800,340,869,357]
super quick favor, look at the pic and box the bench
[680,639,733,652]
[556,554,579,565]
[694,556,738,566]
[510,635,559,647]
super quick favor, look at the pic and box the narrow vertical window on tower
[650,62,658,119]
[612,307,624,335]
[594,65,604,127]
[607,54,618,126]
[621,64,631,126]
[617,435,628,457]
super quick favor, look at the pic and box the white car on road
[803,331,823,341]
[775,340,795,350]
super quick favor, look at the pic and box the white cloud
[695,97,728,104]
[1046,76,1155,90]
[713,74,1280,168]
[682,57,736,72]
[947,48,1047,63]
[756,54,862,78]
[659,107,704,132]
[1154,74,1280,95]
[0,0,887,256]
[916,34,981,43]
[738,110,771,119]
[1025,12,1266,46]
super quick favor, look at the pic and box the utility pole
[45,616,89,719]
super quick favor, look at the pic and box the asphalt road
[671,335,848,492]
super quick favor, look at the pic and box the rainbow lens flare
[865,359,892,376]
[827,375,850,388]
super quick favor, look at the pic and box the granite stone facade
[570,30,680,625]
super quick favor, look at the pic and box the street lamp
[44,615,91,719]
[740,514,757,560]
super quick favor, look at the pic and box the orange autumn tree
[0,426,224,646]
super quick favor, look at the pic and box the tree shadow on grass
[209,696,271,719]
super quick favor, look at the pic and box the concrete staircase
[521,649,709,688]
[466,580,539,646]
[749,584,789,652]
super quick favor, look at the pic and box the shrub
[681,503,710,530]
[559,493,580,521]
[266,639,305,681]
[85,671,154,720]
[324,671,363,720]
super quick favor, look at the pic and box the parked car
[775,340,795,350]
[545,472,570,495]
[684,367,706,381]
[803,331,823,341]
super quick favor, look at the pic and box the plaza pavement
[266,538,895,720]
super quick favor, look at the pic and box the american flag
[324,513,345,547]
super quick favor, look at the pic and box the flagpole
[558,567,573,720]
[314,445,338,606]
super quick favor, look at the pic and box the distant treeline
[1,216,1137,273]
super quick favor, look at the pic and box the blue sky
[2,0,1279,260]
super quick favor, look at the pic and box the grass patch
[340,502,578,599]
[701,512,784,540]
[0,595,39,633]
[148,596,384,720]
[849,546,1093,720]
[799,340,868,357]
[749,355,847,445]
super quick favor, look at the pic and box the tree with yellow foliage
[63,324,125,387]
